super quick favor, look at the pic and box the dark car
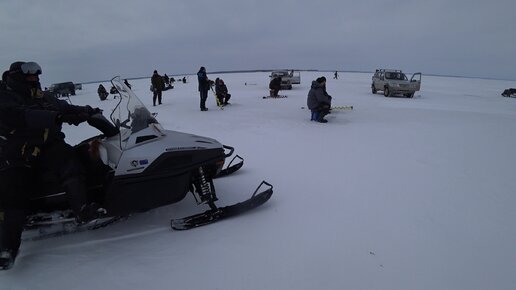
[49,82,76,98]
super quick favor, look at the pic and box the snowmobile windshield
[109,76,158,143]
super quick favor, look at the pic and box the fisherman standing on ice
[151,70,164,106]
[197,66,210,111]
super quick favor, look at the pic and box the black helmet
[5,61,42,97]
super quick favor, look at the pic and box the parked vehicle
[269,70,301,90]
[501,88,516,98]
[371,69,421,98]
[49,82,76,98]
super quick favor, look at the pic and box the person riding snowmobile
[0,61,104,270]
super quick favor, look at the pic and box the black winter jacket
[197,70,209,92]
[151,73,165,92]
[0,88,90,165]
[307,81,331,110]
[215,83,228,96]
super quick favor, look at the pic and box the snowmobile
[23,76,273,240]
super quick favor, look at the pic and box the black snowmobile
[23,77,273,240]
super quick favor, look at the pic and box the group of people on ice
[96,66,331,123]
[196,66,231,111]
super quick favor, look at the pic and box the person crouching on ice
[269,76,281,98]
[215,78,231,106]
[307,77,331,123]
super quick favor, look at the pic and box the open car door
[410,72,422,91]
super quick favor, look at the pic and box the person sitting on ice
[307,77,332,123]
[215,78,231,106]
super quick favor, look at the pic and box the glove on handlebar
[57,112,90,126]
[85,105,102,116]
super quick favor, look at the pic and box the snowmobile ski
[171,181,273,230]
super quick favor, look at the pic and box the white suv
[371,69,421,98]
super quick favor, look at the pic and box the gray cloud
[1,0,515,85]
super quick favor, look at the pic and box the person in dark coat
[215,78,231,106]
[307,77,332,123]
[0,61,104,270]
[97,84,108,101]
[197,66,210,111]
[151,70,165,106]
[269,77,282,97]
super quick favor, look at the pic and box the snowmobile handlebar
[222,145,235,158]
[87,113,120,137]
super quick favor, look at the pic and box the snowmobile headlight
[215,159,225,173]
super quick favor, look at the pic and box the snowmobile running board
[170,181,273,230]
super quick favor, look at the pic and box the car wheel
[407,93,414,98]
[384,87,390,97]
[371,84,377,94]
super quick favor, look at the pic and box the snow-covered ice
[1,71,516,290]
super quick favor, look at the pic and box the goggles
[21,62,42,75]
[10,62,42,75]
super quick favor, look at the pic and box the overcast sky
[1,0,515,85]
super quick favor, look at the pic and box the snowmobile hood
[111,127,224,176]
[162,130,222,152]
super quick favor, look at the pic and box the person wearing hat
[151,70,164,106]
[307,76,332,123]
[197,66,210,111]
[0,61,104,270]
[215,78,231,106]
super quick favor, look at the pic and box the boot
[0,209,25,270]
[0,249,17,270]
[63,177,106,223]
[63,177,88,215]
[77,202,107,224]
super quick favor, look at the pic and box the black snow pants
[0,166,33,252]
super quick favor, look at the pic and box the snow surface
[2,71,516,290]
